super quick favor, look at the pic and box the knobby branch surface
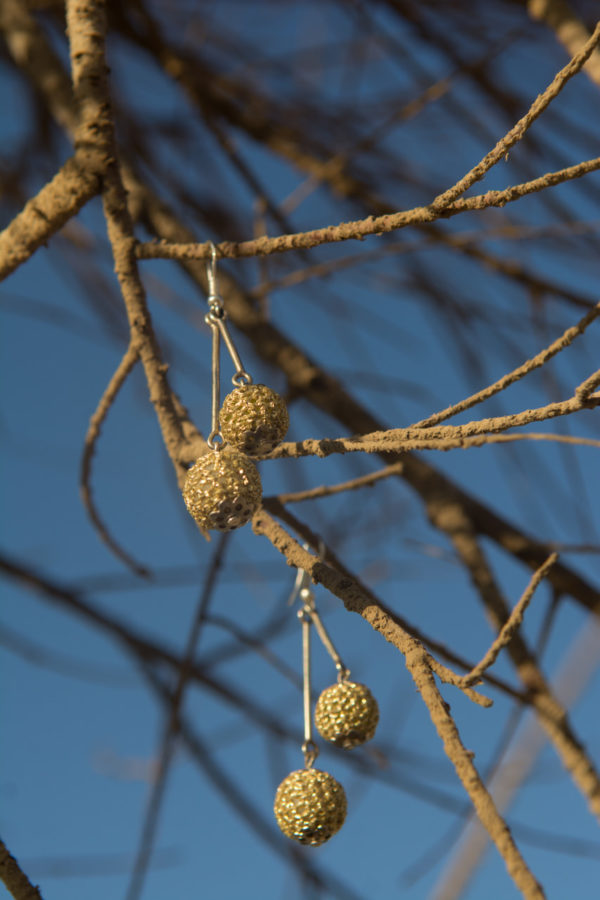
[65,0,197,489]
[271,428,600,460]
[133,22,600,262]
[0,154,100,282]
[0,838,44,900]
[135,155,600,261]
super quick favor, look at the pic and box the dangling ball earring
[182,244,264,532]
[274,560,347,845]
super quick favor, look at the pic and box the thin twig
[412,302,600,428]
[427,21,600,211]
[80,342,147,576]
[135,155,600,261]
[459,554,559,688]
[273,462,405,504]
[442,512,600,821]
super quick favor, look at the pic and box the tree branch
[458,554,559,688]
[135,156,600,261]
[0,839,44,900]
[79,341,148,575]
[0,154,100,282]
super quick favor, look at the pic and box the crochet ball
[182,448,262,532]
[220,384,289,456]
[274,768,347,846]
[315,681,379,749]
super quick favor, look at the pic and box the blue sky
[1,3,600,899]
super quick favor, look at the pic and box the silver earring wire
[289,545,351,767]
[205,242,253,387]
[205,244,223,450]
[298,602,318,768]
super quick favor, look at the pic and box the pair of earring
[181,250,378,846]
[183,246,288,532]
[274,564,379,846]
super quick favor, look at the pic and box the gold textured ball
[274,768,347,846]
[315,681,379,749]
[182,447,262,532]
[220,384,289,456]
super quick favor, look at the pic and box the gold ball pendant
[182,447,262,532]
[274,768,347,846]
[315,681,379,749]
[220,384,289,456]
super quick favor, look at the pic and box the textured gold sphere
[274,768,347,846]
[182,447,262,531]
[315,681,379,749]
[220,384,289,456]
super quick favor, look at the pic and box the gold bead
[274,768,347,846]
[220,384,289,456]
[315,681,379,749]
[182,447,262,532]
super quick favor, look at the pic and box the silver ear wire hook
[204,242,252,386]
[288,544,350,682]
[206,242,222,317]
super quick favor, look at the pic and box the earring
[274,562,347,846]
[183,244,264,532]
[301,567,379,750]
[183,244,290,530]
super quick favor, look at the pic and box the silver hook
[288,544,314,605]
[206,242,223,316]
[289,541,350,681]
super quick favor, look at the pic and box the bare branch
[427,21,600,210]
[414,302,600,428]
[459,554,559,687]
[272,462,405,505]
[0,154,100,282]
[80,341,148,575]
[442,514,600,821]
[135,156,600,261]
[0,838,44,900]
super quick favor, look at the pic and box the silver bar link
[214,316,253,386]
[206,315,223,450]
[299,606,318,768]
[206,241,252,386]
[301,587,350,682]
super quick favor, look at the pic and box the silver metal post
[299,606,318,768]
[206,315,222,449]
[215,316,253,386]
